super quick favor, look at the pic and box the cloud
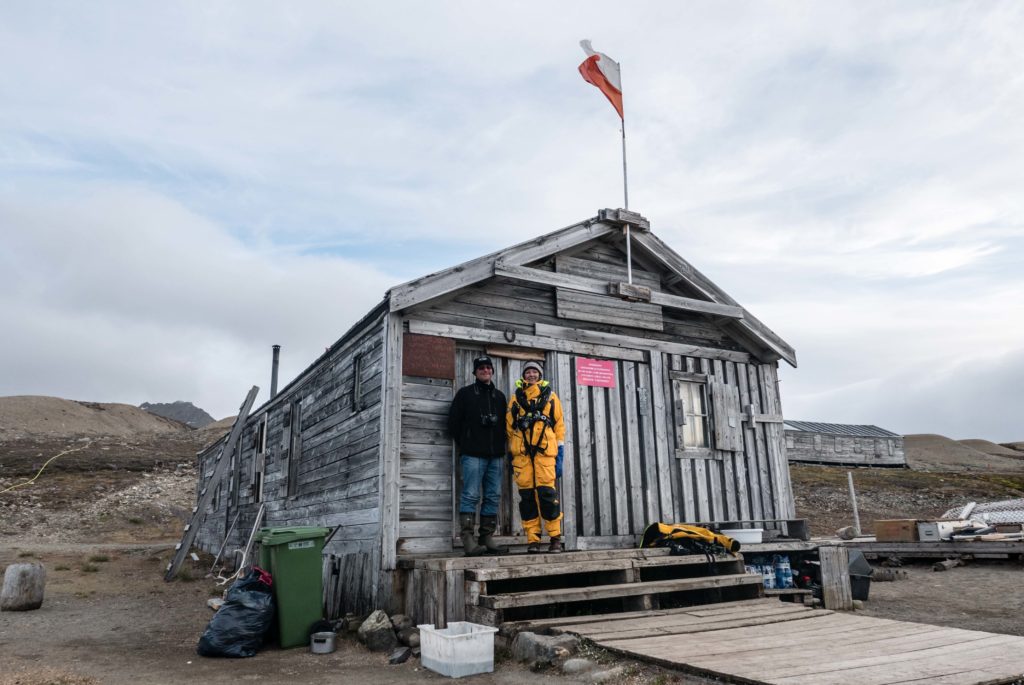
[0,184,396,418]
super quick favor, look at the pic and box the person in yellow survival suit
[506,361,566,553]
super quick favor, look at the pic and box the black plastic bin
[850,573,871,601]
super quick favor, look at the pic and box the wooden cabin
[784,420,905,467]
[192,208,799,621]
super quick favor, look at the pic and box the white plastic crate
[417,621,499,678]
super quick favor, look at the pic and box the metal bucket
[310,631,336,654]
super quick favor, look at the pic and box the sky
[1,2,1022,441]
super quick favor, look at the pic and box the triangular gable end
[387,209,796,367]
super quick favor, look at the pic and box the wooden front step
[466,553,742,582]
[479,573,762,609]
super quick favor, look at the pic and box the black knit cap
[473,356,494,371]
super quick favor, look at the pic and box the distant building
[784,420,905,467]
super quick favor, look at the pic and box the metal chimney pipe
[271,345,281,398]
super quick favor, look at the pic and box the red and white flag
[578,39,623,119]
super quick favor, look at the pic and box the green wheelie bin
[258,526,330,648]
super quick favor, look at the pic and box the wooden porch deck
[523,598,1024,685]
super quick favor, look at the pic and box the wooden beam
[378,312,403,571]
[388,219,617,312]
[495,262,744,319]
[407,319,647,362]
[534,323,751,364]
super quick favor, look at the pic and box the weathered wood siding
[193,306,387,617]
[402,238,795,542]
[397,376,455,555]
[785,431,906,467]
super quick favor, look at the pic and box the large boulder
[357,609,398,652]
[1,563,46,611]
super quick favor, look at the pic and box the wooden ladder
[164,386,259,581]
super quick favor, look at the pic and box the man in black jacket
[448,355,508,556]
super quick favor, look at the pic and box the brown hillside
[905,434,1024,473]
[1002,442,1024,453]
[0,395,188,438]
[959,438,1024,459]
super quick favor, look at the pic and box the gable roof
[784,421,901,438]
[386,208,796,367]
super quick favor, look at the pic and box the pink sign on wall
[576,358,616,388]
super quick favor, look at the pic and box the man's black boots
[460,514,486,557]
[478,515,508,555]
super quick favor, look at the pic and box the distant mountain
[139,401,215,429]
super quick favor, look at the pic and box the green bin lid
[258,526,331,546]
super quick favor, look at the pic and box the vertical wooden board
[446,569,464,622]
[665,354,685,523]
[591,385,612,536]
[761,364,796,519]
[635,361,661,525]
[379,313,403,571]
[605,368,630,536]
[621,361,646,533]
[555,353,578,551]
[746,363,774,520]
[575,374,596,537]
[719,361,739,522]
[726,362,750,522]
[507,358,525,536]
[648,352,676,523]
[706,361,727,522]
[677,357,698,522]
[735,363,760,521]
[819,546,853,611]
[690,359,713,522]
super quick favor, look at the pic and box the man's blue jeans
[459,455,502,517]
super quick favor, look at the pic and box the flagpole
[621,76,632,284]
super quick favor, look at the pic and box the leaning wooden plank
[408,319,646,362]
[165,385,258,581]
[818,546,853,611]
[480,573,761,609]
[535,322,751,363]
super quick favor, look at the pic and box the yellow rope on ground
[0,442,91,494]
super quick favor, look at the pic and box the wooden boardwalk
[529,599,1024,685]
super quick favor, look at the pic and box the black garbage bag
[197,567,275,658]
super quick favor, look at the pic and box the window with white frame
[672,378,710,450]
